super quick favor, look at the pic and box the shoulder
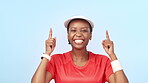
[89,51,111,64]
[50,51,71,63]
[51,53,63,59]
[89,51,110,59]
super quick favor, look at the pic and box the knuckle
[49,38,54,41]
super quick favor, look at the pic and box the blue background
[0,0,148,83]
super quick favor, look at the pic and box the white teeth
[74,40,83,44]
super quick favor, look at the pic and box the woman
[31,16,129,83]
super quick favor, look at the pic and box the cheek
[68,33,73,40]
[85,33,91,39]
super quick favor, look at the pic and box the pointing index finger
[48,28,52,39]
[106,30,110,40]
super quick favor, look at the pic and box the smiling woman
[67,19,92,50]
[31,16,129,83]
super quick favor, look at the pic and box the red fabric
[46,51,113,83]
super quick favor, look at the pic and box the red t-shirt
[46,51,113,83]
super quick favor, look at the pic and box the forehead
[69,19,90,27]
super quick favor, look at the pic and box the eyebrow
[81,27,89,29]
[70,27,89,29]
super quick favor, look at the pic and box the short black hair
[67,19,93,33]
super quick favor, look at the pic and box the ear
[67,33,71,44]
[89,32,92,40]
[67,33,69,40]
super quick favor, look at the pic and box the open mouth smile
[74,39,84,44]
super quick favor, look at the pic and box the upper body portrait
[31,16,129,83]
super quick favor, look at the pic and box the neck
[71,48,88,62]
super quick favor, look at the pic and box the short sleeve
[46,56,55,79]
[104,58,114,82]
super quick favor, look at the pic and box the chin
[71,44,87,50]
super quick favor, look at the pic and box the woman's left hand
[102,30,117,60]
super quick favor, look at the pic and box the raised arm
[31,28,56,83]
[102,30,129,83]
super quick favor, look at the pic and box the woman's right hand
[45,28,56,55]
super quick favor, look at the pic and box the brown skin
[31,19,129,83]
[68,20,92,50]
[31,28,56,83]
[102,30,129,83]
[67,20,92,66]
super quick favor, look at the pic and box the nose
[75,32,82,37]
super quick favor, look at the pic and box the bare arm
[102,30,129,83]
[31,58,52,83]
[31,28,56,83]
[108,54,129,83]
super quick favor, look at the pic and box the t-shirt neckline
[68,51,91,69]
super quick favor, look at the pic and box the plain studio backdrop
[0,0,148,83]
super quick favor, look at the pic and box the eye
[81,29,88,32]
[70,29,76,32]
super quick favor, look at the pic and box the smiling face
[67,19,92,50]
